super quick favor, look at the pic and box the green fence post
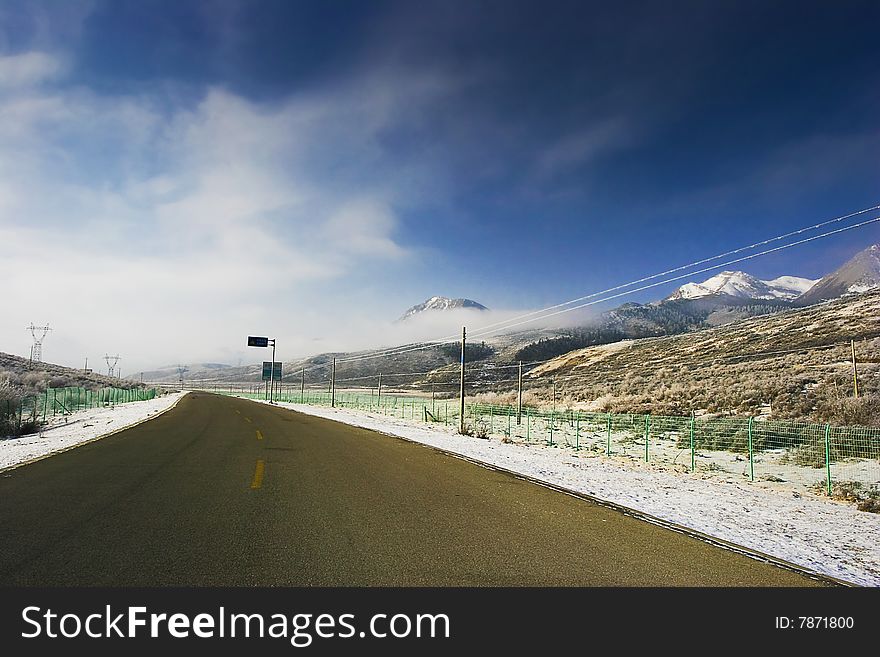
[606,413,611,455]
[575,412,580,450]
[526,409,531,442]
[489,406,494,434]
[824,424,832,496]
[549,411,554,446]
[644,415,650,462]
[747,417,755,482]
[690,412,696,472]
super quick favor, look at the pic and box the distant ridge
[796,243,880,306]
[667,271,816,301]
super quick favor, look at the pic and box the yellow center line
[244,417,252,423]
[256,429,263,441]
[235,409,241,415]
[250,460,265,489]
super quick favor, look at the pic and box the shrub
[815,396,880,428]
[818,480,880,512]
[858,498,880,513]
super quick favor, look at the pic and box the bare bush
[814,480,880,512]
[814,395,880,428]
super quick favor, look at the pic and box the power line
[466,214,880,340]
[532,338,875,388]
[436,204,880,341]
[326,206,880,364]
[330,334,876,394]
[326,357,552,386]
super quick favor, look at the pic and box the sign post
[248,336,278,403]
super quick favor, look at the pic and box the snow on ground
[269,400,880,587]
[0,392,186,471]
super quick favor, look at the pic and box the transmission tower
[177,364,188,385]
[27,324,52,363]
[104,354,121,378]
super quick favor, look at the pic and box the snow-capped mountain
[796,243,880,306]
[667,271,817,302]
[398,296,489,321]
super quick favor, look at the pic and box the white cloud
[323,199,408,260]
[0,53,460,371]
[0,51,64,88]
[534,118,631,179]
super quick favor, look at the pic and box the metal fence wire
[1,386,158,436]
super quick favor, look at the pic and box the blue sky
[1,1,878,371]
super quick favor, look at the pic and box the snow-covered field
[0,392,186,471]
[266,400,880,587]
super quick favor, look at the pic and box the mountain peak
[796,242,880,305]
[398,296,489,321]
[668,270,816,301]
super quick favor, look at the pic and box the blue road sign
[262,361,272,381]
[248,336,269,347]
[273,362,282,379]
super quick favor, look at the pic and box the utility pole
[517,360,523,425]
[331,357,336,407]
[459,326,466,434]
[377,372,382,406]
[851,339,860,398]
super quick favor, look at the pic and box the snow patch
[668,271,817,301]
[0,392,186,471]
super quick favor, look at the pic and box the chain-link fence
[1,386,159,437]
[467,403,879,495]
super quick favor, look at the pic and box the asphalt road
[0,393,827,586]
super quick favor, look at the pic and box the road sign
[248,336,269,347]
[262,361,272,381]
[273,362,282,379]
